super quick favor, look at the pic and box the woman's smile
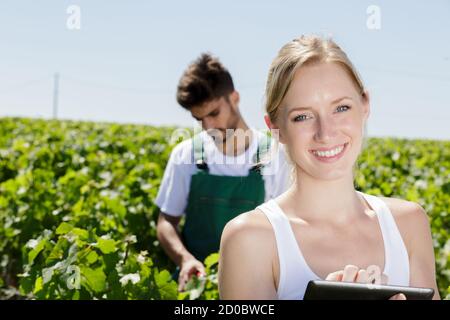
[309,142,349,163]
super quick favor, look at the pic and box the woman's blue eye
[293,114,309,122]
[336,105,350,112]
[293,106,349,122]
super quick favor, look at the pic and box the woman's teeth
[312,144,345,158]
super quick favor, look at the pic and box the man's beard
[223,111,240,142]
[222,120,239,143]
[208,104,240,144]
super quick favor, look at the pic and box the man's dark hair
[176,53,235,110]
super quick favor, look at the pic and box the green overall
[182,133,271,262]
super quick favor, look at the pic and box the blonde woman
[218,35,440,300]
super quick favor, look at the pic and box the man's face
[190,93,240,143]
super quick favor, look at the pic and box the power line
[63,75,172,95]
[0,75,52,94]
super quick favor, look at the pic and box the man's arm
[156,211,191,267]
[156,211,205,291]
[154,140,204,290]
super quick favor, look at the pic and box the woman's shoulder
[378,196,430,252]
[220,208,277,259]
[379,196,428,223]
[222,208,274,243]
[219,208,279,299]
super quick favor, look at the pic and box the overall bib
[182,133,271,262]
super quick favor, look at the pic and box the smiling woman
[276,61,369,181]
[218,35,441,300]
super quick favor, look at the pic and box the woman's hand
[325,264,387,284]
[325,264,406,300]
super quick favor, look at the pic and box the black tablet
[304,280,434,300]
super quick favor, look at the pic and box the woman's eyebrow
[331,96,353,104]
[288,106,312,115]
[287,96,353,115]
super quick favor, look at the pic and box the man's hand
[325,264,406,300]
[178,255,206,292]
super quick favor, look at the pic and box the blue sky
[0,0,449,140]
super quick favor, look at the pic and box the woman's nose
[315,116,338,142]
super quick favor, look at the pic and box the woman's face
[276,62,370,181]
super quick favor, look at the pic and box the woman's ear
[264,114,286,144]
[361,90,371,122]
[264,114,273,130]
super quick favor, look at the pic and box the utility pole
[53,72,59,119]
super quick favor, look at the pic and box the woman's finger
[355,269,368,283]
[325,270,344,281]
[389,293,407,300]
[381,273,389,285]
[366,265,382,284]
[342,265,359,282]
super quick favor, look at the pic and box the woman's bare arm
[406,203,441,299]
[218,211,278,300]
[386,198,441,300]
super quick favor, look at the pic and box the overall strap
[251,133,272,172]
[358,192,410,286]
[192,134,208,172]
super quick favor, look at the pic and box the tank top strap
[256,200,317,299]
[357,191,410,286]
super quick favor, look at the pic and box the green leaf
[72,290,80,300]
[95,237,117,254]
[204,253,219,268]
[85,250,98,264]
[154,270,177,300]
[106,198,127,218]
[46,238,69,264]
[71,228,89,240]
[27,239,46,265]
[33,276,43,294]
[56,222,74,235]
[81,266,106,293]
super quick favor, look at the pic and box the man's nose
[202,117,216,130]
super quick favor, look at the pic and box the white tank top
[256,191,410,300]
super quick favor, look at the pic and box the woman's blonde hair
[264,35,368,183]
[265,35,366,124]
